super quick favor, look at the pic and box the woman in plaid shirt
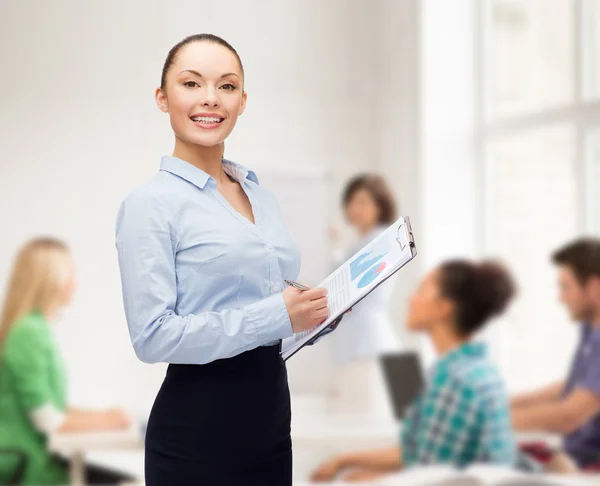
[312,259,517,482]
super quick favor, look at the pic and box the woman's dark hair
[438,260,516,337]
[160,34,244,90]
[342,174,397,225]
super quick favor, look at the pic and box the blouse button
[272,284,281,292]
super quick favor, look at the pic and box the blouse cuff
[29,403,66,435]
[246,293,293,343]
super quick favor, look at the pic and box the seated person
[0,238,134,485]
[512,238,600,471]
[312,259,517,483]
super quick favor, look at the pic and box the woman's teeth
[191,117,222,124]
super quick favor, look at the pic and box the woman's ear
[238,90,247,116]
[587,276,600,304]
[437,298,455,322]
[155,87,169,113]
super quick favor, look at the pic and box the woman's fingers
[312,296,328,310]
[304,287,327,301]
[313,306,330,321]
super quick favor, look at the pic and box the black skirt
[144,343,292,485]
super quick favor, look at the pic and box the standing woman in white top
[329,174,400,416]
[115,34,329,485]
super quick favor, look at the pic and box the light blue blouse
[115,156,301,365]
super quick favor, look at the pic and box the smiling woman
[117,34,329,486]
[115,34,330,486]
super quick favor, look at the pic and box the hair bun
[475,261,516,318]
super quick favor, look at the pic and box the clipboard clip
[396,217,416,254]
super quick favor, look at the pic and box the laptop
[380,352,425,420]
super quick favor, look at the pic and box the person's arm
[512,388,600,434]
[510,381,565,409]
[3,327,131,436]
[56,409,130,433]
[3,325,64,436]
[310,447,401,482]
[513,343,600,435]
[116,189,295,365]
[340,468,390,483]
[66,407,88,414]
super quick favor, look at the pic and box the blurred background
[1,0,599,482]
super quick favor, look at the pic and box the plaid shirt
[401,342,516,468]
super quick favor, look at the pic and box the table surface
[49,417,565,452]
[48,426,143,454]
[49,414,399,453]
[50,416,588,485]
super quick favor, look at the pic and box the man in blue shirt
[512,238,600,470]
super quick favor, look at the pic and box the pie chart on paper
[357,262,387,288]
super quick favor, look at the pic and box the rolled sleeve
[29,403,66,435]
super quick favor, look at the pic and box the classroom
[1,1,599,485]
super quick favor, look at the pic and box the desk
[49,414,395,485]
[49,426,600,486]
[293,414,398,447]
[48,427,143,486]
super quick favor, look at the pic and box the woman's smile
[190,112,225,129]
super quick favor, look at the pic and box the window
[586,128,600,231]
[485,125,579,388]
[487,0,575,119]
[480,0,600,390]
[583,0,600,100]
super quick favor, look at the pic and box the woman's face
[60,255,77,307]
[345,188,380,232]
[156,42,246,149]
[406,269,452,333]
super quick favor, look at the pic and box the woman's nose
[201,86,219,107]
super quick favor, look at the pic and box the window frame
[474,0,600,385]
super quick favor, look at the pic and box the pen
[284,279,311,291]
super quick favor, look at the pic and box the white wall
[417,0,481,365]
[375,0,423,352]
[420,0,479,266]
[0,0,392,414]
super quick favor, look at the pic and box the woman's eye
[184,81,199,88]
[221,83,236,91]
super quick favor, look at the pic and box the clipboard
[282,217,417,361]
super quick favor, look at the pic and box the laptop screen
[380,352,425,420]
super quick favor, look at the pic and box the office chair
[0,449,27,485]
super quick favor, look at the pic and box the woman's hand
[282,286,329,333]
[312,447,402,483]
[341,469,387,483]
[58,407,133,433]
[104,408,133,429]
[310,455,345,482]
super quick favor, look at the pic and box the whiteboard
[254,165,334,394]
[255,165,332,286]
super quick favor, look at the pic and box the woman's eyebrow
[178,70,240,79]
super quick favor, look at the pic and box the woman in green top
[0,238,132,485]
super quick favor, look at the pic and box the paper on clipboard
[281,216,417,360]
